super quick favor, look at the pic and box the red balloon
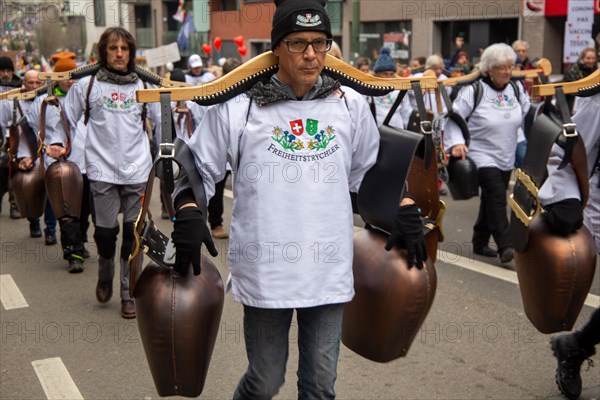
[213,37,222,51]
[233,35,244,47]
[202,43,212,55]
[237,45,247,56]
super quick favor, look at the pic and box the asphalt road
[1,178,599,400]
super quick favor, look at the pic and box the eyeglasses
[281,39,333,53]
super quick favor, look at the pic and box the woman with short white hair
[444,43,530,263]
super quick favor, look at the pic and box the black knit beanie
[271,0,332,51]
[0,56,14,71]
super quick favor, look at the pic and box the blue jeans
[233,303,344,400]
[515,140,527,168]
[27,201,57,233]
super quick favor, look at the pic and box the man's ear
[273,45,280,58]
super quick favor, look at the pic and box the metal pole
[351,0,360,58]
[118,0,123,27]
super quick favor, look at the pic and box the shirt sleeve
[443,85,474,151]
[25,96,41,136]
[64,79,86,138]
[348,93,379,193]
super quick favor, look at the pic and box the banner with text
[563,0,594,63]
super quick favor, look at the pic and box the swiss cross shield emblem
[111,92,118,101]
[289,119,304,136]
[306,119,318,136]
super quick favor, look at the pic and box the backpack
[452,78,523,122]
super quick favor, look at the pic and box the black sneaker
[551,334,595,400]
[45,232,57,246]
[29,224,42,238]
[499,247,514,263]
[68,258,84,273]
[474,245,497,258]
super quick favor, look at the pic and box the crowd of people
[0,1,599,398]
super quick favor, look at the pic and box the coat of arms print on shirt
[102,90,135,112]
[271,118,336,152]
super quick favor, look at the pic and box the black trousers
[575,307,600,351]
[208,171,230,230]
[59,217,84,259]
[472,167,512,252]
[79,174,91,243]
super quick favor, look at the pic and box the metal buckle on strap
[422,200,446,242]
[141,219,175,267]
[420,120,433,135]
[159,142,175,158]
[562,123,578,138]
[128,207,145,264]
[508,168,541,227]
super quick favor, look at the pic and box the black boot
[551,334,595,400]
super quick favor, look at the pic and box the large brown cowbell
[12,167,46,218]
[515,218,597,334]
[44,159,83,219]
[343,228,437,362]
[133,257,224,398]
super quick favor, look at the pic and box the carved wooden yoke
[135,52,438,104]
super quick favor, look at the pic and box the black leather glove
[385,204,428,269]
[543,199,583,237]
[171,207,218,276]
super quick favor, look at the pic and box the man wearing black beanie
[170,0,426,398]
[0,55,22,218]
[0,56,21,91]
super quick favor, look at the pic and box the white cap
[188,54,202,69]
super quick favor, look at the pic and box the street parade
[1,0,599,399]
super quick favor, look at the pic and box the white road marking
[437,249,600,308]
[227,192,600,308]
[0,274,29,310]
[32,357,84,400]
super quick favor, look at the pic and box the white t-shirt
[444,80,530,171]
[64,75,160,184]
[185,71,216,86]
[186,86,380,308]
[367,89,413,130]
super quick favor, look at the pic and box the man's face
[190,66,202,76]
[0,68,13,82]
[58,79,75,92]
[106,36,130,72]
[23,71,42,91]
[514,45,528,61]
[273,31,327,97]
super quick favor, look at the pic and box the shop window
[360,21,412,64]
